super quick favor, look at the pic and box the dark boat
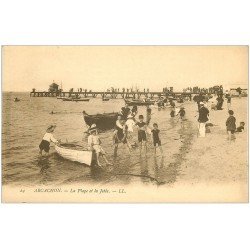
[102,98,110,101]
[63,97,76,101]
[63,98,90,102]
[74,98,90,102]
[125,99,155,106]
[83,111,118,130]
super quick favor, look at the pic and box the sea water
[2,92,197,187]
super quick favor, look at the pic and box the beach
[2,93,248,202]
[179,98,248,186]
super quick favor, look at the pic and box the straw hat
[46,125,56,132]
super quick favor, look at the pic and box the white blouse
[126,119,135,132]
[43,133,58,143]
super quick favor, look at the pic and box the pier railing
[30,91,194,99]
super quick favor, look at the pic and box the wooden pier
[30,90,193,100]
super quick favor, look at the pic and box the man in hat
[87,124,112,167]
[198,102,209,137]
[39,125,59,155]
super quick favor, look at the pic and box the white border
[0,1,249,250]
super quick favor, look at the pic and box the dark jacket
[198,106,209,123]
[226,116,236,131]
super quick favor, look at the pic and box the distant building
[48,81,59,92]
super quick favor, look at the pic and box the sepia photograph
[1,45,248,202]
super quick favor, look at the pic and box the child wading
[151,123,163,155]
[178,107,186,120]
[39,125,59,156]
[226,110,236,141]
[136,115,147,155]
[170,107,175,117]
[113,119,131,157]
[87,124,112,167]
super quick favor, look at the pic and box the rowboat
[83,110,118,130]
[125,99,155,106]
[63,98,90,102]
[55,143,94,166]
[73,98,90,102]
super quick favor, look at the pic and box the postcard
[1,46,248,202]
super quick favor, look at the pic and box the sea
[2,92,197,187]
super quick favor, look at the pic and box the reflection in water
[37,156,53,185]
[140,157,149,184]
[38,156,51,174]
[153,156,167,185]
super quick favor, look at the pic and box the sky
[2,46,248,92]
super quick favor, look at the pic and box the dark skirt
[39,140,50,152]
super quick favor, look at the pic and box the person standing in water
[113,119,131,157]
[88,124,112,167]
[178,107,186,120]
[226,110,236,141]
[125,114,136,145]
[39,125,59,156]
[136,115,147,155]
[198,102,209,137]
[225,91,232,110]
[170,107,175,117]
[151,123,163,155]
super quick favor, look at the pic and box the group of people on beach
[39,89,245,166]
[195,91,245,140]
[84,103,163,166]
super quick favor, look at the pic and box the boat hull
[125,99,155,106]
[83,112,118,130]
[63,98,90,102]
[55,144,93,166]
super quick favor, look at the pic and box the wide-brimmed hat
[200,102,205,105]
[46,125,56,132]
